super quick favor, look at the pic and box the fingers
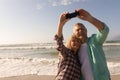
[61,12,69,16]
[60,12,68,20]
[59,12,71,24]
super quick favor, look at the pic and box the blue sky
[0,0,120,44]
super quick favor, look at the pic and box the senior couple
[54,9,110,80]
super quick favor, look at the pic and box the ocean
[0,43,120,77]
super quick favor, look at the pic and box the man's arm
[88,17,104,31]
[77,9,104,31]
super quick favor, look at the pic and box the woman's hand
[57,12,70,38]
[59,12,70,25]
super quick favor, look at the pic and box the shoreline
[0,74,120,80]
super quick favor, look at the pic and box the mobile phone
[66,11,79,19]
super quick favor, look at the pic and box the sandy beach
[0,74,119,80]
[0,75,55,80]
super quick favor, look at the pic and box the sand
[0,75,55,80]
[0,74,119,80]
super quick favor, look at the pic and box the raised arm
[55,12,71,57]
[57,12,70,37]
[77,9,104,31]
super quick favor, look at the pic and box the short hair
[74,23,84,26]
[73,23,87,32]
[74,23,86,28]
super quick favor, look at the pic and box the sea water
[0,43,120,77]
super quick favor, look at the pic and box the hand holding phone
[66,11,80,19]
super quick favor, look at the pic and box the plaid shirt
[54,35,81,80]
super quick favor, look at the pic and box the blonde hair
[66,35,81,50]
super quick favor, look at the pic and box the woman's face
[71,38,81,52]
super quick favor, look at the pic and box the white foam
[0,57,58,77]
[0,57,120,78]
[107,62,120,75]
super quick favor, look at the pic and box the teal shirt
[85,24,110,80]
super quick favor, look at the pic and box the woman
[54,12,81,80]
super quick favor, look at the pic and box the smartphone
[66,12,79,19]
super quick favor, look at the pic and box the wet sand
[0,74,119,80]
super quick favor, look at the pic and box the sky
[0,0,120,44]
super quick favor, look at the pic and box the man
[73,9,111,80]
